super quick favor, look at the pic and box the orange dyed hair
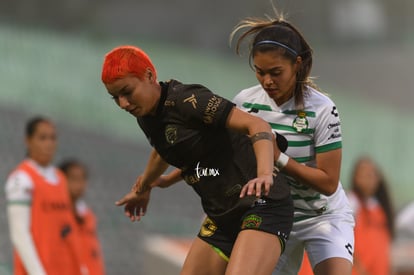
[101,45,157,84]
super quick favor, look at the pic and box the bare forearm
[276,148,341,196]
[139,149,169,193]
[226,107,275,177]
[138,150,168,193]
[283,162,337,195]
[158,168,182,188]
[249,122,275,177]
[252,137,274,177]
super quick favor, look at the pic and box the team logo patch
[165,125,177,145]
[183,94,198,109]
[292,111,308,133]
[199,217,217,237]
[241,214,262,230]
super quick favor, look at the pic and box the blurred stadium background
[1,0,413,274]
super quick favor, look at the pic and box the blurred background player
[396,201,414,239]
[59,159,106,275]
[347,156,394,275]
[4,116,83,275]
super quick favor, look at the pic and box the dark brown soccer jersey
[137,80,290,224]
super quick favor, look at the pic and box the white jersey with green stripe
[233,84,350,221]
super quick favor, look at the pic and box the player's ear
[146,68,154,82]
[294,56,302,73]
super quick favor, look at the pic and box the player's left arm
[282,148,341,195]
[281,104,342,195]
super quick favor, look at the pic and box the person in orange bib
[5,116,83,275]
[347,156,394,275]
[59,159,105,275]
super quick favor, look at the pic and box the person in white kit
[396,202,414,239]
[230,11,355,275]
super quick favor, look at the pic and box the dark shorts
[197,195,293,260]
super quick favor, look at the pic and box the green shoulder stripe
[315,141,342,153]
[241,102,272,111]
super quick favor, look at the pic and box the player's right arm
[138,149,170,193]
[5,171,47,275]
[115,149,171,222]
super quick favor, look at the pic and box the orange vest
[352,201,391,275]
[77,208,105,275]
[298,252,313,275]
[13,160,82,275]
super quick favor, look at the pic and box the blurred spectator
[4,116,83,275]
[396,202,414,239]
[59,159,105,275]
[298,252,313,275]
[348,156,394,275]
[393,201,414,275]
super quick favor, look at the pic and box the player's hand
[115,189,150,222]
[116,176,151,222]
[239,174,274,198]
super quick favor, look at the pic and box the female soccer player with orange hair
[101,45,293,275]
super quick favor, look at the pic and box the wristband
[250,132,273,144]
[276,153,289,169]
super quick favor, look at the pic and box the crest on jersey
[165,125,177,144]
[292,111,309,133]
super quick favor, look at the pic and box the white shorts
[273,210,355,275]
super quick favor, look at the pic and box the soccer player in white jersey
[230,12,355,275]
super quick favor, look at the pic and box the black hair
[351,156,395,238]
[59,159,89,179]
[25,116,51,138]
[231,16,316,110]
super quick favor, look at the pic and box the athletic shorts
[197,195,293,260]
[273,210,355,275]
